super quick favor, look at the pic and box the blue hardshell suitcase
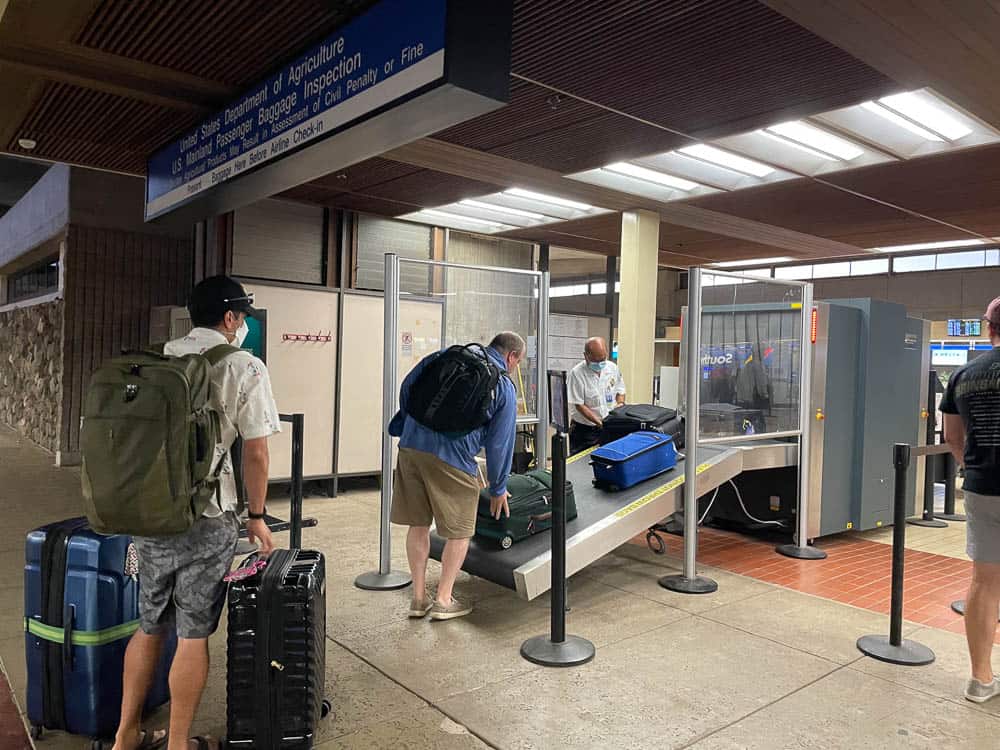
[24,518,174,742]
[591,431,678,490]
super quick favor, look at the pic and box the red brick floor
[0,671,30,750]
[630,527,993,641]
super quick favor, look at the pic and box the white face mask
[234,320,249,347]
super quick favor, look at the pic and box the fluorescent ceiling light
[860,101,943,142]
[417,209,516,231]
[677,144,774,177]
[872,238,986,253]
[757,130,837,161]
[879,92,972,141]
[603,161,699,191]
[459,199,545,220]
[504,188,592,211]
[711,256,794,267]
[766,121,864,160]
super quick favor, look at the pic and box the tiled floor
[631,523,984,639]
[4,425,1000,749]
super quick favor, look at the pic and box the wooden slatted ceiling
[16,82,196,173]
[436,0,899,172]
[821,144,1000,238]
[74,0,377,87]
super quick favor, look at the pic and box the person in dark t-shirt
[942,295,1000,703]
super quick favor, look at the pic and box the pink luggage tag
[224,558,267,582]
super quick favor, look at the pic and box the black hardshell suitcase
[598,404,681,446]
[226,548,329,749]
[474,470,577,549]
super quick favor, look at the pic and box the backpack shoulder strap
[203,343,242,366]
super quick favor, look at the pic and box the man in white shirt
[113,276,280,750]
[567,337,626,454]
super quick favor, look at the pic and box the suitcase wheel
[29,724,42,740]
[322,699,332,719]
[646,529,666,556]
[500,535,513,550]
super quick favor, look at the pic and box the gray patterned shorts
[133,512,239,639]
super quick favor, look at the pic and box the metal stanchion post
[356,254,412,591]
[521,432,595,667]
[939,452,965,522]
[660,267,717,594]
[857,443,935,666]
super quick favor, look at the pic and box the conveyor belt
[431,442,795,600]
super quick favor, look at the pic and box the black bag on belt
[598,404,678,445]
[406,344,503,436]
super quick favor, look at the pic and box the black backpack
[406,344,503,436]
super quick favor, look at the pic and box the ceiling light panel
[678,144,774,177]
[715,122,892,176]
[504,187,592,211]
[711,256,795,267]
[569,161,720,202]
[602,161,700,190]
[398,189,611,234]
[815,89,998,160]
[398,208,518,234]
[860,101,943,142]
[871,238,986,253]
[766,121,864,160]
[879,92,972,141]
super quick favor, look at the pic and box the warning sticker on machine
[613,462,713,519]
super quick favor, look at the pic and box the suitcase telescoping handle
[279,413,305,549]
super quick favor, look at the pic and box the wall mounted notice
[145,0,511,221]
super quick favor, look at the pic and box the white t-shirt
[164,327,281,516]
[567,360,626,425]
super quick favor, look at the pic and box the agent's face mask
[588,359,607,373]
[234,319,249,347]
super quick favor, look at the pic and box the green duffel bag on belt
[475,469,577,550]
[80,344,238,536]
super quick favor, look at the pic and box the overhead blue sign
[145,0,450,220]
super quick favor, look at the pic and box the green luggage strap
[24,617,140,646]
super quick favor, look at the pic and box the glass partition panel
[690,272,805,439]
[399,259,542,419]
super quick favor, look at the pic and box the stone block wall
[0,300,63,452]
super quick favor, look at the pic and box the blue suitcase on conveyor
[24,518,174,743]
[590,431,678,490]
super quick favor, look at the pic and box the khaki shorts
[390,448,481,539]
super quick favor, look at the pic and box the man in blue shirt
[389,332,524,621]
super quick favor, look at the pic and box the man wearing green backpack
[95,276,280,750]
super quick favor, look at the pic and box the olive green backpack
[81,344,239,536]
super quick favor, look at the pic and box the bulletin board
[243,282,338,480]
[338,292,443,475]
[548,313,612,374]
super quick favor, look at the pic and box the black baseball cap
[188,275,263,322]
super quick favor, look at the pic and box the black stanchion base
[520,635,595,667]
[856,635,935,666]
[906,518,948,528]
[938,513,967,522]
[659,574,718,594]
[950,600,1000,621]
[775,543,828,560]
[354,570,412,591]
